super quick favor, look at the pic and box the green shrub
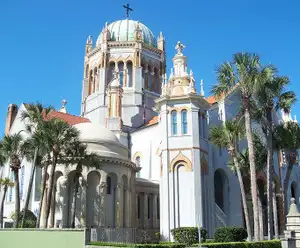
[171,227,207,246]
[214,227,247,242]
[193,240,281,248]
[90,242,186,248]
[11,209,37,228]
[155,232,161,240]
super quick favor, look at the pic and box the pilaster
[153,194,158,228]
[80,180,87,227]
[99,181,107,227]
[116,183,124,227]
[144,193,148,228]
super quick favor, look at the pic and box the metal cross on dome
[123,3,133,18]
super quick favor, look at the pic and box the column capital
[100,182,107,188]
[116,183,123,189]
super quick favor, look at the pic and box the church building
[1,13,300,241]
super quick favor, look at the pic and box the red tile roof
[46,111,90,126]
[144,116,159,127]
[205,95,218,104]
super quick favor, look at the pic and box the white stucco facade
[1,17,300,242]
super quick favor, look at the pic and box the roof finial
[175,41,185,55]
[200,79,205,97]
[59,99,67,113]
[123,3,133,18]
[86,35,92,45]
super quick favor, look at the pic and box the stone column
[59,176,69,228]
[80,178,87,227]
[153,194,158,228]
[99,181,107,227]
[116,183,124,227]
[124,186,131,228]
[123,63,127,87]
[144,193,148,228]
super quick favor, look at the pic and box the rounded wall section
[74,122,129,159]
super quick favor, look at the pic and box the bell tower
[81,18,166,129]
[156,42,212,240]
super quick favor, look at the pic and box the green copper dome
[98,19,157,48]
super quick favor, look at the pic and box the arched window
[127,61,133,87]
[107,62,115,86]
[136,156,141,178]
[107,176,111,194]
[291,182,297,198]
[154,68,159,93]
[214,170,224,211]
[118,62,125,86]
[147,66,152,90]
[171,111,177,135]
[181,110,188,134]
[20,165,25,200]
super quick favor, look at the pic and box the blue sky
[0,0,300,136]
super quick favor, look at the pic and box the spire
[59,99,67,113]
[200,79,205,96]
[157,32,165,51]
[294,115,298,123]
[189,70,196,94]
[85,35,93,54]
[86,35,92,45]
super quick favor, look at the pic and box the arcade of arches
[40,166,159,229]
[85,60,161,97]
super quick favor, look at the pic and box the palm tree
[228,134,267,239]
[42,118,80,227]
[0,178,14,228]
[20,103,53,228]
[209,120,252,240]
[212,52,262,240]
[253,73,296,239]
[0,133,25,228]
[36,154,51,228]
[62,141,101,228]
[273,121,300,217]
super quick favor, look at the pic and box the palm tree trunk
[45,153,57,227]
[13,169,20,228]
[232,154,252,241]
[273,183,279,239]
[244,102,259,241]
[258,193,264,240]
[266,116,274,240]
[36,165,48,228]
[71,176,79,228]
[0,186,8,228]
[21,147,38,228]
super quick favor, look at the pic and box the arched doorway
[87,171,101,227]
[214,169,229,214]
[106,173,117,227]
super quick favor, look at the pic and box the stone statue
[175,41,185,55]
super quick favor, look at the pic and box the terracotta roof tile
[45,111,90,126]
[144,116,159,127]
[205,95,217,104]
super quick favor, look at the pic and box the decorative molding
[168,106,190,112]
[161,147,208,154]
[169,151,192,172]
